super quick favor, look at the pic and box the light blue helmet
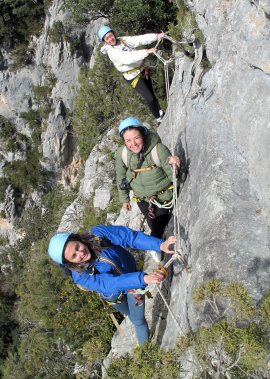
[48,232,72,265]
[118,117,148,137]
[98,25,113,41]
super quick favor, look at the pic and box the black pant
[127,74,161,118]
[137,200,171,239]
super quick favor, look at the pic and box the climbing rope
[146,35,193,337]
[154,34,189,269]
[149,197,174,210]
[155,283,184,334]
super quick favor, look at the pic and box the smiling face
[123,128,144,154]
[64,240,91,264]
[104,31,117,46]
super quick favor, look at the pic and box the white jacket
[101,33,159,80]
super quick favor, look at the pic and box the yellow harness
[123,67,145,88]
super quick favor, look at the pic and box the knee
[129,315,147,327]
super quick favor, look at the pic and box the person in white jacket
[98,25,165,125]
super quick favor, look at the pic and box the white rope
[156,283,184,334]
[147,35,192,337]
[149,197,174,209]
[154,36,184,256]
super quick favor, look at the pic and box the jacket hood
[100,44,112,54]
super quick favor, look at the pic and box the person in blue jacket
[48,224,176,345]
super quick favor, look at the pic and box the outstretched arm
[92,225,163,251]
[71,269,166,292]
[122,33,162,48]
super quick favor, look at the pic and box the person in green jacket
[116,117,180,261]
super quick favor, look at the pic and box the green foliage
[0,116,16,140]
[32,84,52,101]
[188,280,270,378]
[259,290,270,327]
[9,43,35,71]
[193,279,255,321]
[106,343,181,379]
[0,112,48,198]
[20,109,42,130]
[48,20,65,43]
[193,278,222,304]
[32,77,54,118]
[223,282,255,320]
[102,146,115,161]
[0,116,16,152]
[0,0,50,48]
[63,0,113,23]
[14,185,78,249]
[191,321,268,378]
[0,236,9,246]
[0,292,17,365]
[2,329,76,379]
[1,351,28,379]
[2,145,45,193]
[44,65,57,88]
[0,177,9,203]
[78,337,108,377]
[64,0,176,34]
[0,115,30,153]
[106,184,122,215]
[110,0,177,36]
[48,21,85,56]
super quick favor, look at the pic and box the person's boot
[155,110,164,126]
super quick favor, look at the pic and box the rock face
[157,0,270,349]
[0,0,102,174]
[57,128,118,232]
[0,0,102,238]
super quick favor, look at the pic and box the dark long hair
[121,126,147,140]
[62,232,103,273]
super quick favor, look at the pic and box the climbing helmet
[48,232,72,265]
[98,26,113,41]
[118,117,148,137]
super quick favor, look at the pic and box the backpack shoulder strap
[121,146,128,167]
[99,256,122,275]
[150,144,161,167]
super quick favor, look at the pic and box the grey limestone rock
[93,188,111,210]
[3,185,17,221]
[158,0,270,355]
[58,128,118,232]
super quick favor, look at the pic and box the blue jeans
[112,293,149,345]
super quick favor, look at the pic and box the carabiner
[147,204,156,219]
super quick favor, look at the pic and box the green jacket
[116,131,173,203]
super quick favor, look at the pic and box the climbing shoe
[155,110,164,126]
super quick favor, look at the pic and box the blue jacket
[70,225,163,300]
